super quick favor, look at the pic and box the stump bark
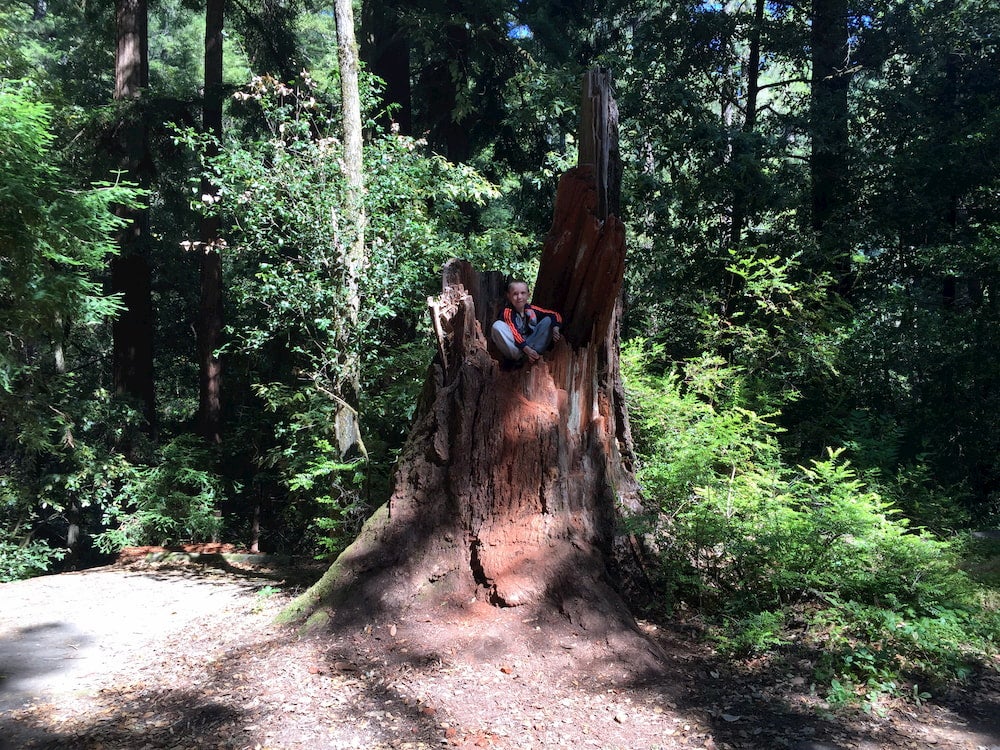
[282,69,645,639]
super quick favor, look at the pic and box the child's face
[507,283,529,312]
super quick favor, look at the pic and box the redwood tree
[196,0,224,444]
[281,70,645,637]
[810,0,852,290]
[111,0,155,432]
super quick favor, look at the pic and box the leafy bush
[0,537,65,583]
[94,436,226,551]
[0,82,142,577]
[623,340,999,703]
[174,72,531,556]
[809,600,997,702]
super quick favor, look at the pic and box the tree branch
[758,76,809,92]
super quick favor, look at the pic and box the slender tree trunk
[65,501,81,568]
[280,70,644,640]
[333,0,366,458]
[810,0,852,293]
[196,0,224,444]
[53,314,66,375]
[250,500,261,554]
[111,0,155,432]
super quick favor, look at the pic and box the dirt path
[1,561,998,750]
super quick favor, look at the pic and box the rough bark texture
[111,254,155,426]
[283,71,644,637]
[114,0,148,100]
[196,0,224,444]
[111,0,155,431]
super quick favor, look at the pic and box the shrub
[94,436,226,551]
[0,537,65,582]
[173,72,530,556]
[623,340,999,703]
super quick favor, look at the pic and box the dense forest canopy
[1,0,999,706]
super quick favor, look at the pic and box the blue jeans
[491,316,554,360]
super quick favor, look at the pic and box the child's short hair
[506,278,529,292]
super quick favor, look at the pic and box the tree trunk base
[279,487,664,679]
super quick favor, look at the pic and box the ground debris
[0,566,997,749]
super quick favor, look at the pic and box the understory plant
[623,340,1000,706]
[94,435,226,551]
[0,81,141,576]
[0,536,65,582]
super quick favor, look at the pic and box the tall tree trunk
[418,4,472,163]
[333,0,366,458]
[196,0,224,444]
[942,51,960,307]
[724,0,765,323]
[111,0,155,432]
[361,1,411,135]
[280,70,644,641]
[810,0,852,293]
[111,254,155,425]
[730,0,764,251]
[114,0,148,100]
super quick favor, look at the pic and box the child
[490,279,563,364]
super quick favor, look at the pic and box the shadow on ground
[0,622,93,714]
[1,563,998,750]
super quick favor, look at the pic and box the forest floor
[1,555,998,750]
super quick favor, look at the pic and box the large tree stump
[282,70,648,651]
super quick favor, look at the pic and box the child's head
[506,279,530,312]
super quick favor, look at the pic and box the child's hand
[552,328,562,343]
[523,346,540,362]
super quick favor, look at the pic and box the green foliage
[0,537,64,583]
[146,0,253,98]
[250,381,367,557]
[0,5,30,80]
[173,72,528,555]
[0,81,143,576]
[832,235,1000,527]
[94,436,226,551]
[0,82,136,356]
[0,1,112,106]
[958,534,1000,616]
[714,610,789,655]
[808,599,998,712]
[624,341,999,703]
